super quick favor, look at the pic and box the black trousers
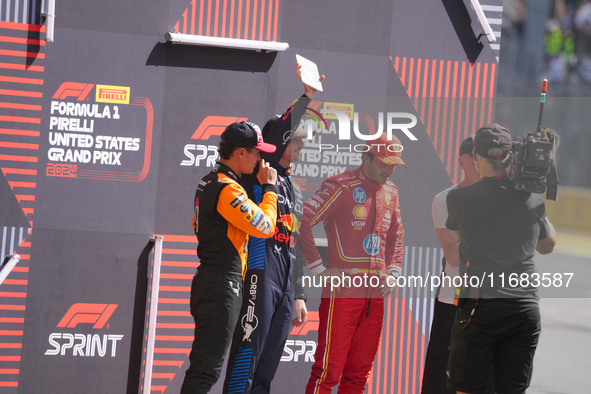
[223,267,293,394]
[422,300,495,394]
[447,299,540,394]
[421,300,457,394]
[181,264,244,394]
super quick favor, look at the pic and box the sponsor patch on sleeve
[193,209,199,233]
[245,208,255,221]
[306,199,321,209]
[256,217,273,235]
[250,211,263,226]
[231,193,247,208]
[240,200,251,212]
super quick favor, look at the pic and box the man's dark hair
[459,135,475,158]
[363,152,376,162]
[218,141,253,160]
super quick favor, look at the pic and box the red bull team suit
[223,95,310,394]
[299,166,404,394]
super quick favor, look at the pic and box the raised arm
[261,63,325,167]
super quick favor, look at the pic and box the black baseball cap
[261,115,280,140]
[220,121,276,153]
[459,135,475,157]
[474,123,512,160]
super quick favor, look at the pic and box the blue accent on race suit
[226,347,254,393]
[247,185,266,270]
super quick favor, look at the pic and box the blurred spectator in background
[574,0,591,82]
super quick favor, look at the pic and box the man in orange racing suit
[299,135,405,394]
[181,121,278,394]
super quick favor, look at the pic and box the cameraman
[445,124,556,394]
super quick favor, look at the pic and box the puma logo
[229,281,240,297]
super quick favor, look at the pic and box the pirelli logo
[322,102,354,120]
[96,84,130,104]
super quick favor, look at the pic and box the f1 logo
[289,311,319,336]
[191,116,248,140]
[57,303,118,329]
[52,82,95,101]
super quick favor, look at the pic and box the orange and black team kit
[180,163,277,394]
[299,166,405,394]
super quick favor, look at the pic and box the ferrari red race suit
[298,165,404,393]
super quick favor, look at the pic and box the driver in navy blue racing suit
[223,64,324,394]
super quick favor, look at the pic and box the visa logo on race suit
[45,303,124,358]
[181,115,247,167]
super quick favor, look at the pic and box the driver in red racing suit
[299,135,406,393]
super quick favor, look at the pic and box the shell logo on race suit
[352,204,367,230]
[353,205,367,219]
